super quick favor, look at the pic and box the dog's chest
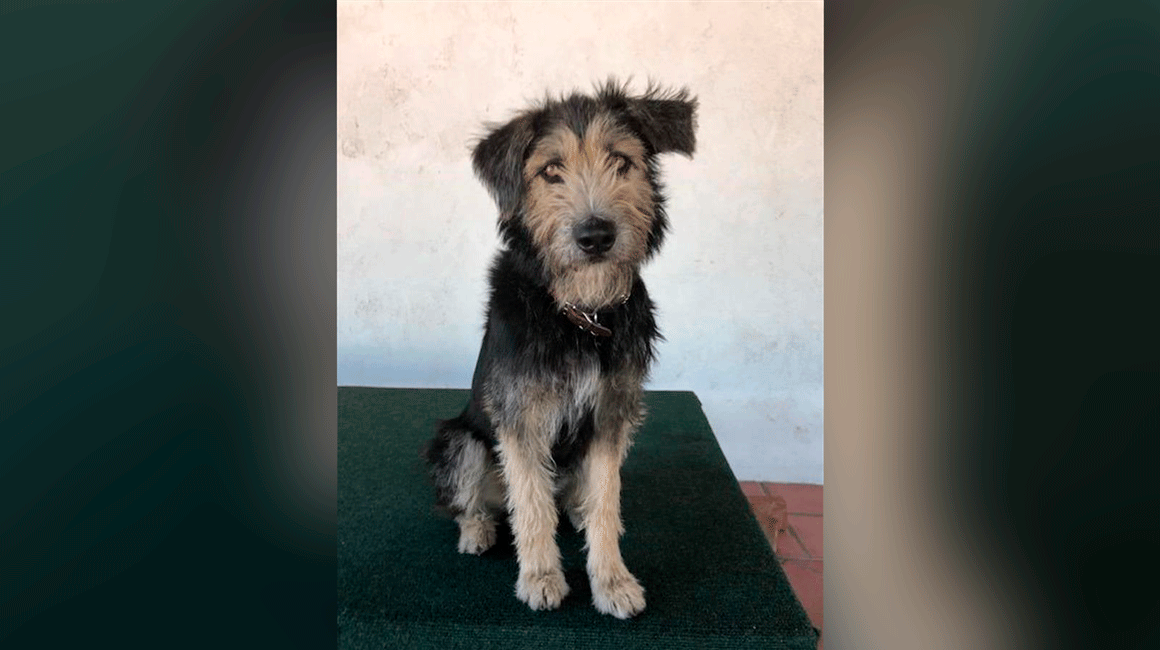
[546,358,603,468]
[555,357,603,423]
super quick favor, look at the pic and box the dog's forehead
[529,110,644,162]
[553,95,617,138]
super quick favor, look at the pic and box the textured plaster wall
[337,1,823,483]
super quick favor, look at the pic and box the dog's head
[472,79,697,308]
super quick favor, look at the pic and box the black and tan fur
[424,80,696,618]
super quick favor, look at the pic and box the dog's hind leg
[428,421,501,555]
[451,437,502,555]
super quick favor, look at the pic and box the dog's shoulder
[485,249,554,329]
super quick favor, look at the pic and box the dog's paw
[516,569,570,611]
[456,518,496,555]
[592,569,646,619]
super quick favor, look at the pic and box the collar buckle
[559,293,627,337]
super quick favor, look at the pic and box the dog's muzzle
[573,216,616,256]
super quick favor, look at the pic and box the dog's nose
[573,217,617,255]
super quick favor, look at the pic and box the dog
[424,79,696,618]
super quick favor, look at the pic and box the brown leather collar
[559,293,629,337]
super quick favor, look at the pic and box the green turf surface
[338,387,819,649]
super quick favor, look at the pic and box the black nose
[573,217,616,255]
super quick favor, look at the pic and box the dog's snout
[573,217,617,255]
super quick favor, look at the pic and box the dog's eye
[612,153,633,176]
[540,162,564,184]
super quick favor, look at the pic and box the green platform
[338,387,819,649]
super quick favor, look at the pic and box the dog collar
[560,293,629,337]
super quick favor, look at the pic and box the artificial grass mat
[338,387,819,649]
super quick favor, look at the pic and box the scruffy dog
[424,80,696,618]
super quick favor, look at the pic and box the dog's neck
[548,265,633,312]
[502,243,637,336]
[547,262,635,337]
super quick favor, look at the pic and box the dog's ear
[471,112,538,220]
[625,85,697,158]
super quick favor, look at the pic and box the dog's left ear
[471,111,539,220]
[626,87,698,158]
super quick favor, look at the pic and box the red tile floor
[740,481,823,649]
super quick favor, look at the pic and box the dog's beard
[549,260,634,310]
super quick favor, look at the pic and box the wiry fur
[423,79,696,619]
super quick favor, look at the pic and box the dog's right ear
[471,112,538,221]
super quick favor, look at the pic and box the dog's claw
[516,570,570,610]
[592,571,646,619]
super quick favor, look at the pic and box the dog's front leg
[576,439,646,618]
[575,387,647,619]
[495,427,570,611]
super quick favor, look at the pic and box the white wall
[337,1,823,483]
